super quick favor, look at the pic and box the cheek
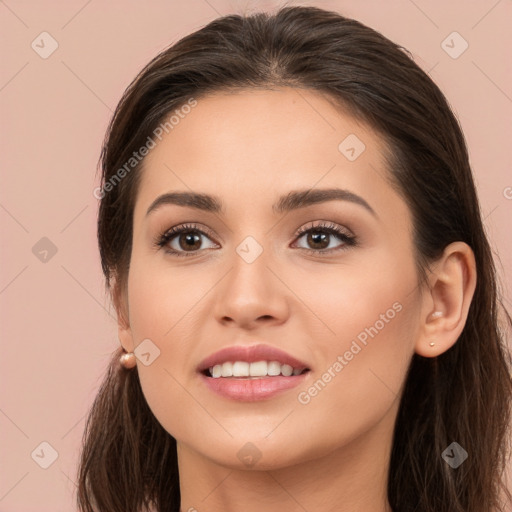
[291,258,419,421]
[301,253,418,366]
[125,257,216,439]
[286,286,418,464]
[126,253,203,347]
[309,294,417,409]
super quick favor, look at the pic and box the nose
[212,249,289,330]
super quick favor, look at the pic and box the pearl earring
[120,351,137,369]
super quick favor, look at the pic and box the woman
[77,5,512,512]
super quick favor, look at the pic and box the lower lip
[199,372,309,401]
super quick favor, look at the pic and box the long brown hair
[77,6,512,511]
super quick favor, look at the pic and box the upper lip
[197,344,310,373]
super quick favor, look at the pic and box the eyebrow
[145,187,377,218]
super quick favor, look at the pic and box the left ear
[415,241,477,358]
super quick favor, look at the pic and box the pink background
[1,1,511,510]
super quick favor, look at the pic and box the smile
[207,360,309,378]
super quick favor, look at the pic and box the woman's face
[119,87,427,470]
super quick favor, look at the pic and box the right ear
[112,277,134,353]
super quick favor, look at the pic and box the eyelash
[154,221,357,258]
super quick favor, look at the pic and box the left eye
[155,221,357,258]
[292,223,356,253]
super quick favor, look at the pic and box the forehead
[133,87,404,223]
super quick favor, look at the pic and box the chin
[189,433,324,472]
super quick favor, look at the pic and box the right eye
[155,223,219,257]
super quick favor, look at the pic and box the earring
[120,351,137,369]
[429,312,442,347]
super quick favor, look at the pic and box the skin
[116,87,477,512]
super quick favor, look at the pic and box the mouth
[197,344,311,401]
[201,361,310,379]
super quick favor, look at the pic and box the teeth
[232,361,249,377]
[281,364,293,377]
[249,361,267,377]
[221,361,233,376]
[208,360,306,378]
[267,361,281,376]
